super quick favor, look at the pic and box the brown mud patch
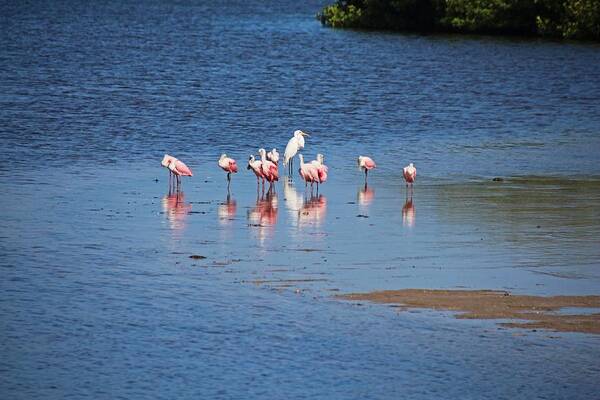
[339,289,600,334]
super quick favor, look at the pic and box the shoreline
[338,289,600,334]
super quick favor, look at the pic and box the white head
[258,148,267,159]
[220,153,227,161]
[271,148,278,154]
[161,154,172,168]
[357,156,364,168]
[294,130,309,138]
[317,153,324,164]
[409,163,414,168]
[248,155,255,163]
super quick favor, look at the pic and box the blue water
[1,1,600,399]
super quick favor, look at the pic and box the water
[1,1,600,398]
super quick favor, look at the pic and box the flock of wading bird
[160,130,417,194]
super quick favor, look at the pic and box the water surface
[1,0,600,398]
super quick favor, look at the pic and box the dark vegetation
[318,0,600,40]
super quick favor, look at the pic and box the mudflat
[339,289,600,334]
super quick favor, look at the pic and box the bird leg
[365,169,368,185]
[227,172,231,190]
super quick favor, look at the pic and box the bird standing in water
[267,148,279,165]
[247,155,265,191]
[218,154,238,191]
[259,148,279,189]
[284,130,309,178]
[310,153,328,191]
[357,156,376,185]
[166,156,193,192]
[403,163,417,191]
[298,154,319,191]
[160,154,193,193]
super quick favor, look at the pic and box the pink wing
[299,166,311,182]
[255,161,265,178]
[229,160,238,173]
[364,157,376,169]
[268,162,279,181]
[318,167,328,183]
[175,160,193,176]
[309,165,320,182]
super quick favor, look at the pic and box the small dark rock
[356,214,369,218]
[189,255,206,260]
[492,177,504,182]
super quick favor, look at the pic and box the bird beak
[302,132,310,137]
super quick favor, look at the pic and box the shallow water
[1,0,600,398]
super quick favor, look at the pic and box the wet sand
[339,289,600,334]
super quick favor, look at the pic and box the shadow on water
[434,177,600,268]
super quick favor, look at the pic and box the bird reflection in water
[247,188,278,246]
[162,192,192,232]
[358,184,375,214]
[402,194,415,228]
[218,194,237,226]
[283,180,304,227]
[298,193,327,228]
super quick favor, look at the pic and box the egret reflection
[247,189,278,246]
[283,180,304,227]
[162,192,192,232]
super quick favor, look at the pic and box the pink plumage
[219,155,238,174]
[262,160,279,183]
[358,155,376,185]
[248,156,265,181]
[363,157,376,170]
[172,159,193,176]
[317,167,328,183]
[403,163,416,184]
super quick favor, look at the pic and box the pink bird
[310,153,328,187]
[403,163,417,190]
[259,148,279,187]
[162,154,192,192]
[298,154,320,191]
[357,155,376,185]
[247,154,265,189]
[267,148,279,165]
[218,153,238,190]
